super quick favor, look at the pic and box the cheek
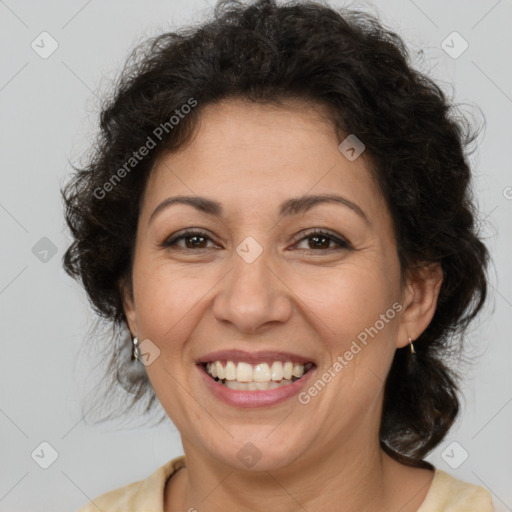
[296,258,399,339]
[131,260,207,345]
[296,267,401,403]
[302,264,400,406]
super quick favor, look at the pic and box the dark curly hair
[61,0,490,468]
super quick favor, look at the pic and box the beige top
[77,455,494,511]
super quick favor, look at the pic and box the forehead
[141,98,387,223]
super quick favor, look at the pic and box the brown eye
[182,233,208,249]
[161,229,217,250]
[294,230,352,251]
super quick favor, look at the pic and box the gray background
[0,0,511,510]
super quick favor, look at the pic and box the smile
[204,360,315,390]
[196,350,317,407]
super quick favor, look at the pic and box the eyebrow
[148,193,369,226]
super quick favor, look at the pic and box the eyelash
[161,228,352,253]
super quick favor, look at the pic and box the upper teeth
[205,361,312,382]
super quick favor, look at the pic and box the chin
[200,432,306,472]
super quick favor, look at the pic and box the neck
[166,428,428,512]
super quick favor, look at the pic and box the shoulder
[418,468,494,512]
[76,455,186,512]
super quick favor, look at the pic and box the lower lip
[198,364,315,408]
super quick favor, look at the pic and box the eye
[160,228,352,253]
[161,229,219,250]
[293,229,352,252]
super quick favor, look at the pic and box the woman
[62,0,493,510]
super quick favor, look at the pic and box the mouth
[196,350,317,407]
[202,360,315,391]
[196,349,317,395]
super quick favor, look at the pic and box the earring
[409,336,416,354]
[132,336,140,361]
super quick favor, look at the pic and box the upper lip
[196,350,315,365]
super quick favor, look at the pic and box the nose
[212,249,292,334]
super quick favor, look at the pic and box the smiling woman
[61,1,493,511]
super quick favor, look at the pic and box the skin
[121,98,443,512]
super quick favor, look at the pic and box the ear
[119,276,138,337]
[396,262,443,349]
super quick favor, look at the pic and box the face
[122,98,441,472]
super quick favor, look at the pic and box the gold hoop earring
[409,336,416,354]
